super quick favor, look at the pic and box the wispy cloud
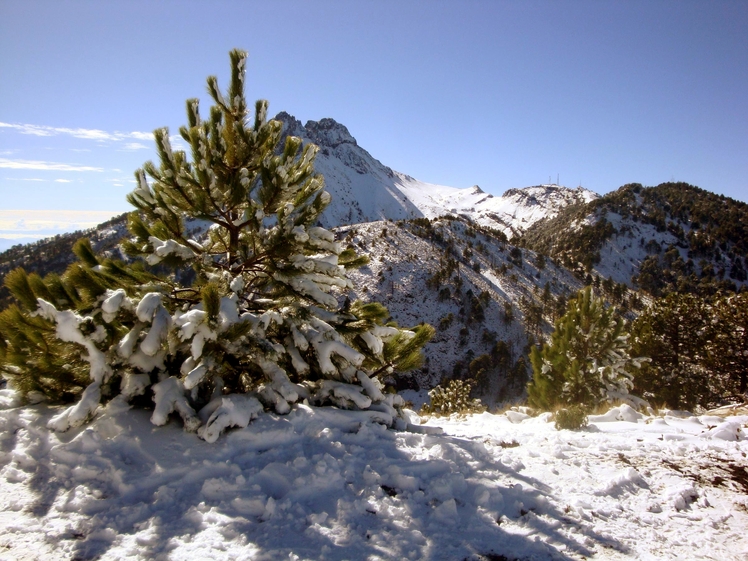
[0,158,104,172]
[0,122,193,157]
[4,177,77,183]
[121,142,149,151]
[0,210,123,239]
[0,121,152,143]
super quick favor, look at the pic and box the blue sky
[1,0,746,242]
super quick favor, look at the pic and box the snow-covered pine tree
[527,286,646,410]
[0,49,433,441]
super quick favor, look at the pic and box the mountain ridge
[275,112,597,236]
[519,181,748,297]
[2,114,738,404]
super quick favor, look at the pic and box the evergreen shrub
[554,405,589,431]
[420,379,484,416]
[527,287,646,410]
[0,50,433,440]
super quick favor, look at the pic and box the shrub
[0,50,433,441]
[554,405,589,430]
[528,287,645,410]
[420,379,484,416]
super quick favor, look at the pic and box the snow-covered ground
[1,390,746,561]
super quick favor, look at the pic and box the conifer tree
[527,287,645,410]
[0,50,433,441]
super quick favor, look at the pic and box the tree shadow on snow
[16,406,631,561]
[1,405,67,518]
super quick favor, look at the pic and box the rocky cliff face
[274,112,421,227]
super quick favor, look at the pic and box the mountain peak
[273,111,305,138]
[274,112,359,150]
[304,118,357,148]
[260,114,594,236]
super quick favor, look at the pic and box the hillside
[342,217,586,405]
[0,114,597,405]
[0,113,591,287]
[519,182,748,297]
[3,118,744,407]
[0,216,590,408]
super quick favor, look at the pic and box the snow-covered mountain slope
[0,113,595,298]
[275,113,596,236]
[479,184,598,239]
[340,216,588,404]
[276,112,421,227]
[396,179,597,239]
[520,182,748,296]
[1,394,746,561]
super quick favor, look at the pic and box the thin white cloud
[0,210,123,235]
[0,158,103,172]
[0,122,153,144]
[170,137,188,151]
[54,179,73,183]
[121,142,149,151]
[4,177,45,181]
[130,132,153,141]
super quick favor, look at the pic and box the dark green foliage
[380,323,436,374]
[338,248,370,269]
[630,291,748,409]
[466,291,485,324]
[519,296,544,339]
[0,305,92,399]
[629,293,709,409]
[72,239,100,268]
[439,313,454,330]
[502,301,514,324]
[457,339,519,402]
[535,253,546,270]
[519,182,748,295]
[708,292,748,397]
[508,246,522,267]
[4,268,37,311]
[201,283,221,323]
[0,213,128,310]
[518,202,615,275]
